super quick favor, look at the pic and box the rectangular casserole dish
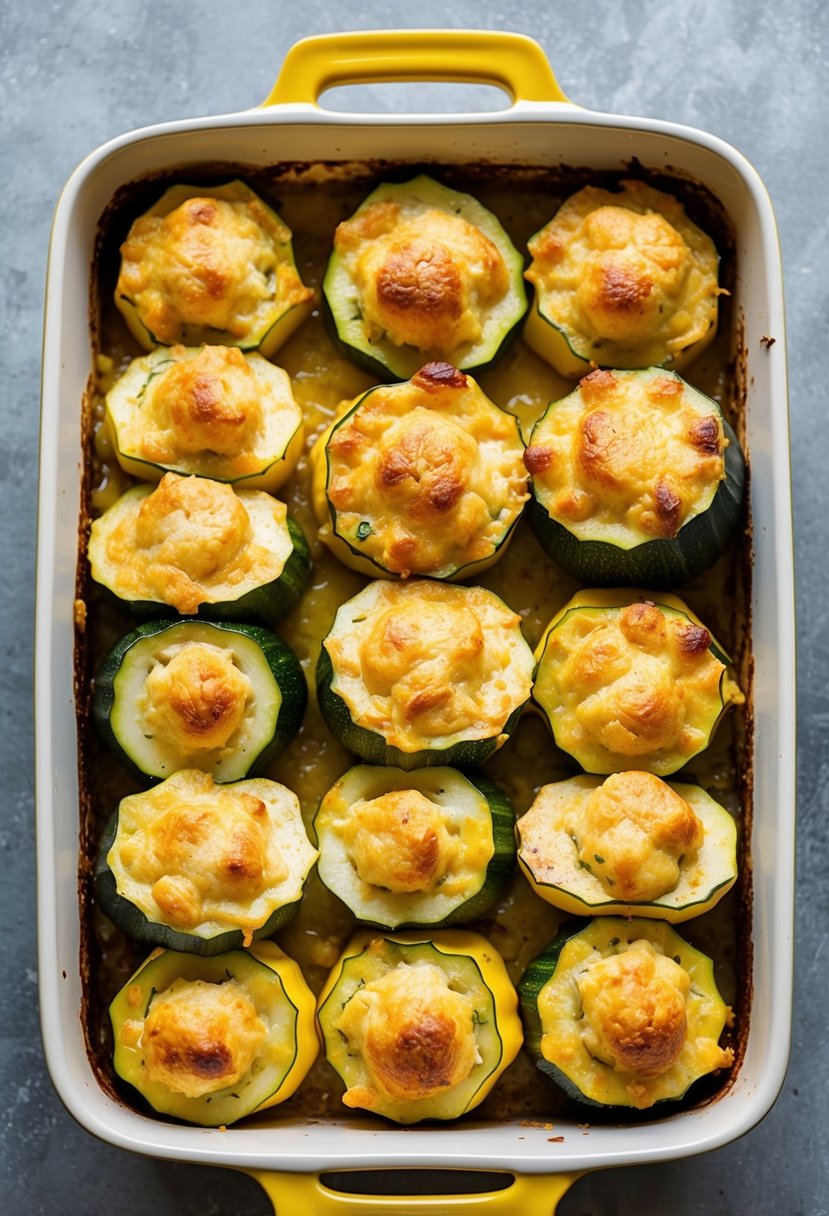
[36,30,795,1214]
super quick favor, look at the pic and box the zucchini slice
[516,772,737,922]
[519,918,733,1109]
[524,367,745,586]
[523,179,721,377]
[314,765,515,928]
[533,589,743,776]
[95,768,319,954]
[87,473,310,624]
[317,929,522,1123]
[91,618,307,782]
[115,180,314,356]
[317,579,535,770]
[109,941,317,1125]
[105,345,304,493]
[310,361,528,580]
[322,174,528,380]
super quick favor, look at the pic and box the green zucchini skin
[105,513,311,625]
[321,175,528,382]
[93,811,300,955]
[315,646,525,771]
[91,618,307,782]
[527,416,745,588]
[313,766,516,928]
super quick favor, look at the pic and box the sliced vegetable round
[323,174,528,380]
[109,941,317,1125]
[315,765,516,928]
[516,772,737,922]
[317,579,535,770]
[523,179,721,377]
[87,472,310,624]
[310,361,528,580]
[524,367,745,586]
[519,918,733,1110]
[533,589,743,776]
[105,345,304,492]
[95,768,319,954]
[317,929,522,1123]
[115,180,314,356]
[91,618,307,782]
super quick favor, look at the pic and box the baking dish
[35,29,795,1213]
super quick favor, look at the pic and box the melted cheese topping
[107,345,303,481]
[88,473,293,614]
[325,580,535,753]
[577,940,689,1076]
[141,978,267,1098]
[577,771,704,901]
[117,191,313,345]
[320,363,528,576]
[335,199,510,354]
[138,640,252,754]
[109,769,317,937]
[342,789,458,894]
[526,180,720,367]
[535,599,730,775]
[526,368,726,542]
[334,962,478,1105]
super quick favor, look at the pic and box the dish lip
[35,92,795,1171]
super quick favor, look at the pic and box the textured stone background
[2,1,825,1212]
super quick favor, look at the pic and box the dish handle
[262,30,569,108]
[245,1169,580,1213]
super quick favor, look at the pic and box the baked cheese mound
[341,789,459,894]
[141,977,267,1098]
[108,345,302,479]
[117,192,313,345]
[325,580,535,753]
[525,368,726,542]
[334,961,478,1105]
[526,180,720,367]
[576,771,704,901]
[139,640,252,755]
[537,599,727,772]
[322,362,528,575]
[334,199,510,353]
[577,940,689,1077]
[88,473,293,614]
[109,769,317,937]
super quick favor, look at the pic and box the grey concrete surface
[2,0,825,1212]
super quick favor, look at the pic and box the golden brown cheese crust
[577,771,704,901]
[577,940,689,1076]
[344,789,457,894]
[140,641,252,755]
[322,363,528,576]
[527,369,726,541]
[335,201,509,353]
[141,978,267,1097]
[525,180,720,367]
[334,962,477,1105]
[117,194,312,345]
[325,580,535,753]
[540,600,726,768]
[89,473,291,614]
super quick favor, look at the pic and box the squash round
[115,180,314,356]
[317,929,522,1123]
[314,765,516,928]
[516,772,737,922]
[109,941,318,1125]
[322,174,528,380]
[519,917,733,1109]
